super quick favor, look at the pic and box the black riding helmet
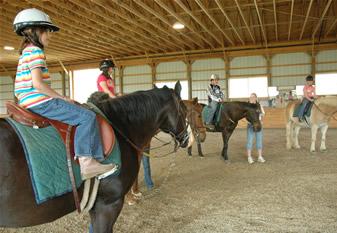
[306,75,314,81]
[99,59,115,71]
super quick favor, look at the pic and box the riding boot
[78,157,117,180]
[204,123,215,130]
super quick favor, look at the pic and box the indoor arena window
[155,81,189,100]
[229,76,268,98]
[315,73,337,95]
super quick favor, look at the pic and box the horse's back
[0,119,76,227]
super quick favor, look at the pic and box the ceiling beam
[253,0,267,46]
[175,0,223,48]
[133,0,201,49]
[213,0,244,45]
[234,0,256,43]
[68,0,167,53]
[110,0,192,51]
[288,0,294,40]
[273,0,278,41]
[312,0,333,40]
[299,0,314,40]
[154,0,215,49]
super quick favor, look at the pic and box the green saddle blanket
[5,118,121,204]
[202,103,223,126]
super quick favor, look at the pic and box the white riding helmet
[210,74,219,81]
[13,8,59,36]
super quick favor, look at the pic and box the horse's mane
[88,87,174,127]
[315,95,337,106]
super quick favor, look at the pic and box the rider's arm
[31,68,66,100]
[99,81,115,98]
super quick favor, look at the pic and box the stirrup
[97,165,119,180]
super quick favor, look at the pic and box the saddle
[6,101,115,158]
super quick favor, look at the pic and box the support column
[118,66,124,95]
[223,52,230,100]
[310,51,316,76]
[150,63,157,86]
[186,60,194,100]
[61,71,66,96]
[265,54,272,87]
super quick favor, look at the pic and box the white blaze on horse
[285,96,337,152]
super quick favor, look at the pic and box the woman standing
[246,93,266,164]
[13,8,116,180]
[97,59,116,98]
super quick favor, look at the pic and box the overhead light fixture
[173,22,185,30]
[4,46,15,51]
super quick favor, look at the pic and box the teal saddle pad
[202,103,224,126]
[293,102,313,117]
[5,118,121,204]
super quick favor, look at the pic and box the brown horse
[183,98,207,157]
[286,96,337,152]
[0,82,191,233]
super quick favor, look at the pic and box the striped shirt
[15,45,52,108]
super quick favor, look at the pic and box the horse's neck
[316,97,337,116]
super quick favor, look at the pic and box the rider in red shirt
[298,75,316,122]
[97,59,116,98]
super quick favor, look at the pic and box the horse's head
[245,103,262,132]
[184,98,207,143]
[156,81,192,148]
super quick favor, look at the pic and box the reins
[313,101,337,122]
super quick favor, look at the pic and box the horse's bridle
[313,102,337,122]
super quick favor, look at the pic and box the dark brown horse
[205,101,262,160]
[183,98,207,157]
[0,82,190,233]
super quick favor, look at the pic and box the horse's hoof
[131,191,142,200]
[320,148,327,152]
[310,150,316,153]
[199,154,204,157]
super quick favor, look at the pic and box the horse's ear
[192,97,198,104]
[174,81,182,97]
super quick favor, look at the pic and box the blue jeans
[205,100,218,124]
[246,124,263,150]
[142,153,154,189]
[29,98,104,161]
[297,98,311,119]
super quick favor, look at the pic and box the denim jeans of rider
[297,98,311,119]
[205,100,218,124]
[246,124,263,150]
[29,98,104,161]
[142,155,154,189]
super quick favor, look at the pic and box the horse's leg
[90,198,124,233]
[286,121,293,149]
[293,126,301,149]
[197,141,204,157]
[310,124,319,153]
[221,129,234,161]
[319,124,328,152]
[187,145,192,156]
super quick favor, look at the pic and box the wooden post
[150,63,157,86]
[310,51,316,76]
[118,66,124,94]
[60,71,66,96]
[186,60,194,100]
[223,52,230,100]
[265,54,272,87]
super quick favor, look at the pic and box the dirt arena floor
[1,128,337,233]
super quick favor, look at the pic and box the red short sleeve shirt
[97,74,115,95]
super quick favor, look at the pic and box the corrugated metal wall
[123,65,152,94]
[271,52,311,86]
[191,58,225,103]
[156,61,186,81]
[230,55,267,76]
[316,50,337,72]
[0,76,13,114]
[0,72,69,115]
